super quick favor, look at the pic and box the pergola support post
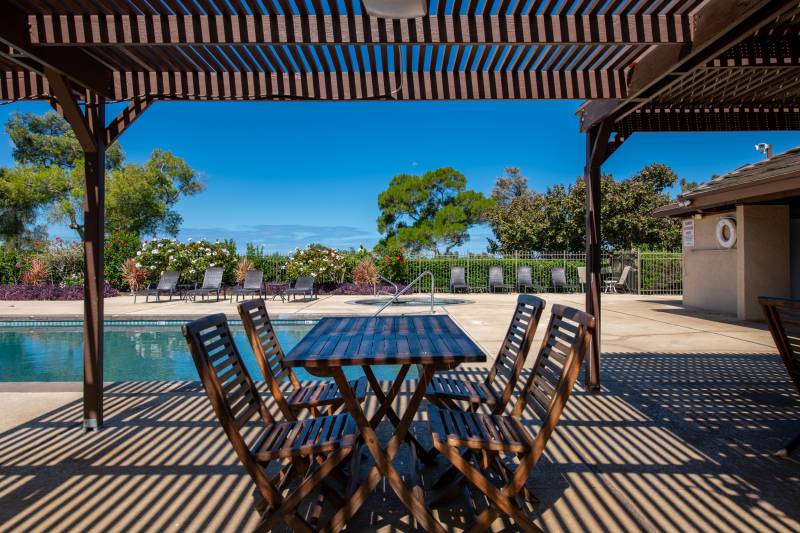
[584,120,612,393]
[46,71,151,430]
[82,93,106,430]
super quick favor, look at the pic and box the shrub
[374,244,406,282]
[284,244,346,283]
[104,231,140,289]
[0,247,21,284]
[352,257,379,287]
[40,239,83,287]
[136,238,238,285]
[316,282,408,295]
[235,257,254,284]
[22,258,47,285]
[0,283,119,300]
[119,258,148,293]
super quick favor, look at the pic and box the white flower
[136,251,142,256]
[150,266,156,270]
[135,262,142,268]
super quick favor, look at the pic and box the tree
[0,111,203,243]
[377,167,491,255]
[490,167,532,206]
[486,163,682,253]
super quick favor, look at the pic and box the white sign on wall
[682,219,695,248]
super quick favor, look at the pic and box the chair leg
[777,430,800,457]
[434,444,542,533]
[254,447,352,533]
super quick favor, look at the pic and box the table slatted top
[283,315,487,368]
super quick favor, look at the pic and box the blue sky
[2,100,799,252]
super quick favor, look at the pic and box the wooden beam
[27,14,693,46]
[44,69,96,152]
[106,97,152,146]
[105,68,629,101]
[619,106,800,131]
[580,0,800,131]
[584,121,612,393]
[0,10,113,97]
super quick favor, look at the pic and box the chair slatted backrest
[513,304,595,424]
[451,266,466,285]
[238,299,297,419]
[294,276,314,290]
[551,267,567,288]
[485,294,546,412]
[489,266,504,286]
[760,297,800,393]
[182,313,276,500]
[577,267,587,285]
[618,265,632,287]
[517,266,532,285]
[157,271,180,291]
[202,267,224,289]
[243,269,264,290]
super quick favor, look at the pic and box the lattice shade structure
[1,0,799,427]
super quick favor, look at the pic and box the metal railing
[374,270,435,316]
[246,249,684,295]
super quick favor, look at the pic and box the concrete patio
[0,294,798,531]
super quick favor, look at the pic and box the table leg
[327,366,445,533]
[362,365,437,466]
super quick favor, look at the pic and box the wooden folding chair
[182,313,359,532]
[426,294,545,414]
[238,298,368,418]
[759,296,800,457]
[427,304,595,532]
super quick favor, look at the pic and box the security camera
[755,143,773,159]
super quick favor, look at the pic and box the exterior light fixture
[362,0,427,18]
[677,199,692,208]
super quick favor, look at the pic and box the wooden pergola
[1,0,798,429]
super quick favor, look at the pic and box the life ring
[716,217,737,248]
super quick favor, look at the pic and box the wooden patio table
[284,314,486,532]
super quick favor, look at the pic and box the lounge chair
[551,266,578,292]
[286,275,315,301]
[577,266,587,292]
[425,294,545,414]
[186,267,224,302]
[604,265,632,293]
[238,299,368,417]
[449,266,470,293]
[140,271,180,303]
[427,305,595,530]
[516,265,540,293]
[181,313,358,530]
[488,266,512,293]
[759,297,800,457]
[230,269,264,302]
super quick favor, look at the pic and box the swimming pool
[0,320,415,382]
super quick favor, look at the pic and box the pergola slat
[27,14,693,45]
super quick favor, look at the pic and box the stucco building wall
[681,205,791,320]
[683,211,738,314]
[736,204,790,320]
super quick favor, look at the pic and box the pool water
[0,321,414,382]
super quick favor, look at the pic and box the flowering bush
[105,231,140,288]
[136,238,237,285]
[284,245,346,283]
[0,283,119,300]
[375,244,406,282]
